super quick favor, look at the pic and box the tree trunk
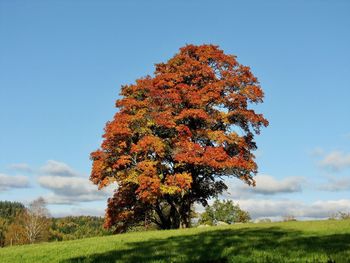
[153,200,193,230]
[154,204,171,229]
[179,200,192,229]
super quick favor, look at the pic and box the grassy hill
[1,220,350,263]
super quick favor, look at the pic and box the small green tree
[199,199,250,225]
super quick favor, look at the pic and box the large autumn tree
[90,44,268,232]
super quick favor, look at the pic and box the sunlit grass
[1,220,350,262]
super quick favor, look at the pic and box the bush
[258,218,272,223]
[282,215,297,222]
[199,199,251,225]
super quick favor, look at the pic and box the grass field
[1,220,350,263]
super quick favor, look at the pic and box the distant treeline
[0,200,111,247]
[0,201,25,246]
[0,201,24,219]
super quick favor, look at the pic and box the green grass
[1,220,350,263]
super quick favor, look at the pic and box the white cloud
[196,196,350,220]
[223,174,304,198]
[305,200,350,218]
[40,160,81,177]
[343,133,350,140]
[238,199,300,218]
[38,175,115,204]
[38,175,95,196]
[43,192,110,205]
[318,177,350,191]
[37,160,116,205]
[50,207,105,218]
[9,163,33,173]
[310,147,325,157]
[0,173,30,191]
[238,198,350,219]
[319,151,350,171]
[253,175,304,194]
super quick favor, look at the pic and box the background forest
[0,198,255,247]
[0,200,110,247]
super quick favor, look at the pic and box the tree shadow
[60,227,350,263]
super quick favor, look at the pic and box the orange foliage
[166,172,192,190]
[90,44,268,231]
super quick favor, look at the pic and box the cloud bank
[9,163,33,173]
[224,174,304,198]
[40,160,81,177]
[0,173,30,191]
[319,151,350,171]
[239,198,350,219]
[37,160,114,205]
[318,177,350,192]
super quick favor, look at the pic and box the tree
[337,212,350,220]
[90,44,268,232]
[282,215,297,222]
[199,199,251,225]
[258,218,272,223]
[4,221,26,246]
[16,197,50,244]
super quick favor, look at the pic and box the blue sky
[1,0,350,219]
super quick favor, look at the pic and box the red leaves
[136,160,157,177]
[228,109,269,133]
[116,97,147,111]
[176,125,192,138]
[131,135,166,157]
[153,111,176,128]
[174,141,204,164]
[90,150,106,186]
[176,109,209,122]
[136,174,161,203]
[241,85,264,103]
[104,113,132,137]
[202,147,229,168]
[166,172,192,190]
[174,143,252,170]
[113,155,132,169]
[104,184,147,232]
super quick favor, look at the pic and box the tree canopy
[90,44,268,232]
